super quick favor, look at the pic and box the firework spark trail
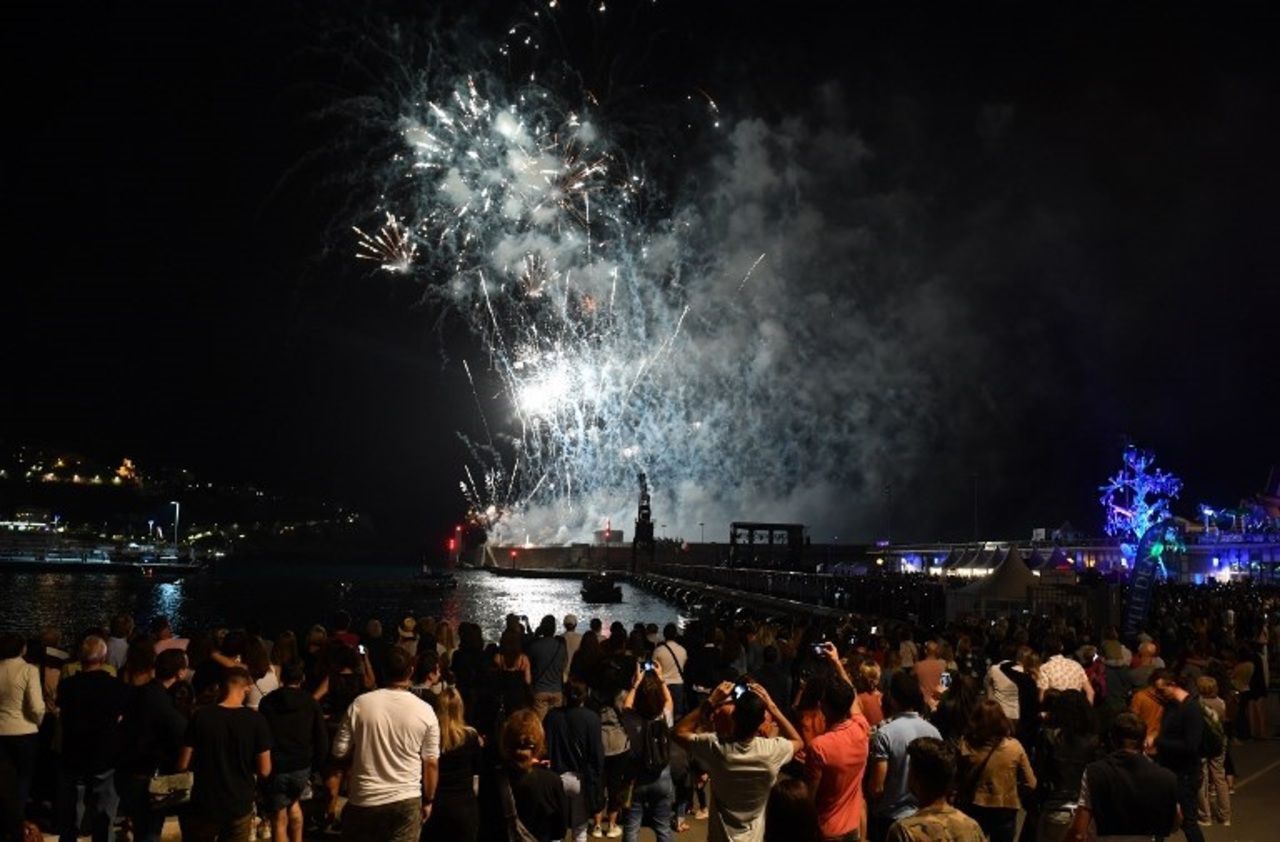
[460,360,495,451]
[624,304,690,404]
[736,252,768,293]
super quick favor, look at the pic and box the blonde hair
[433,687,472,753]
[857,661,882,693]
[1197,675,1219,699]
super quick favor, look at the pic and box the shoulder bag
[957,741,1001,806]
[147,769,194,811]
[498,771,541,842]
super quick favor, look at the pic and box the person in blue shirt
[867,669,942,842]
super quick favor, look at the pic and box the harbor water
[0,566,681,641]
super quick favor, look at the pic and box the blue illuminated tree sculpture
[1100,445,1182,562]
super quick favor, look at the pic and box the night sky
[3,1,1277,548]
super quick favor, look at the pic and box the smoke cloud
[492,97,987,544]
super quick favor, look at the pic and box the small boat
[412,570,458,591]
[132,560,204,583]
[136,566,186,583]
[581,572,622,603]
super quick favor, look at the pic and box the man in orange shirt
[806,643,871,842]
[1129,673,1165,754]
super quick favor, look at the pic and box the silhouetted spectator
[116,641,186,842]
[177,666,272,842]
[56,635,129,842]
[259,661,328,842]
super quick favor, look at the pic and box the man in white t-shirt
[985,656,1023,723]
[672,680,802,842]
[333,647,439,842]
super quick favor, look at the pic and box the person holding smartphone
[671,680,802,842]
[805,641,872,842]
[914,641,948,712]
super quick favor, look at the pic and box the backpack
[599,705,631,757]
[1198,701,1225,759]
[622,709,670,776]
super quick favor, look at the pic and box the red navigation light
[510,549,518,558]
[447,538,456,551]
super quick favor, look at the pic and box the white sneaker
[607,824,623,838]
[591,825,604,838]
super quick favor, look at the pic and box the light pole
[147,519,154,541]
[699,522,705,543]
[170,501,180,558]
[882,483,893,544]
[971,473,980,543]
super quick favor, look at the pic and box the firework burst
[339,6,940,545]
[353,212,418,273]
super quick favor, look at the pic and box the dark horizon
[3,0,1277,548]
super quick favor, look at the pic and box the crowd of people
[0,580,1276,842]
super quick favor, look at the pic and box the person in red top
[805,643,871,842]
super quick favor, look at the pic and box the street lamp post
[971,473,980,542]
[699,522,705,544]
[170,501,180,558]
[882,484,893,544]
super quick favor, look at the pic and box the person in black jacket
[259,661,328,842]
[115,643,188,842]
[1068,712,1179,841]
[1152,669,1205,842]
[544,679,605,842]
[56,635,129,842]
